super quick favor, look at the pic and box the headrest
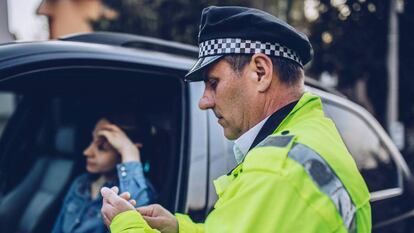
[55,126,76,155]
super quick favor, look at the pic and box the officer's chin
[223,129,241,141]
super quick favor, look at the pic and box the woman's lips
[86,160,95,166]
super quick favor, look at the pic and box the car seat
[0,126,76,233]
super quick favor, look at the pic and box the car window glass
[0,92,17,137]
[322,101,399,192]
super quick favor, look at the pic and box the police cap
[185,6,313,81]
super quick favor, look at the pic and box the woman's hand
[97,124,141,163]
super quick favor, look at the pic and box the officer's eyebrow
[204,74,219,82]
[202,71,210,82]
[202,67,219,82]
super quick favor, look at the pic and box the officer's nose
[199,90,215,110]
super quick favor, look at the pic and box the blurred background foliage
[92,0,414,153]
[93,0,412,123]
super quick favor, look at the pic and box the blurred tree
[307,0,390,124]
[399,0,414,126]
[93,0,414,131]
[92,0,308,44]
[251,0,307,29]
[93,0,253,45]
[399,0,414,156]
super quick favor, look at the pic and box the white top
[233,116,270,164]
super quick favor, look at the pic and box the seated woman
[52,113,155,233]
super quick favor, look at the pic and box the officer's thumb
[142,213,178,233]
[142,215,174,233]
[137,205,155,217]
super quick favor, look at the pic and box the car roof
[0,32,336,93]
[0,36,195,75]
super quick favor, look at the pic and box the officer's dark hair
[223,55,303,86]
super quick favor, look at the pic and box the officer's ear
[251,53,273,93]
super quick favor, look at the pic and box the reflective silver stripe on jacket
[258,136,357,232]
[257,135,294,148]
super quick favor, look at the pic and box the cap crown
[198,6,313,66]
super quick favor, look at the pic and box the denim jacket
[51,161,154,233]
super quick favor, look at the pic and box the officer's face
[199,59,256,140]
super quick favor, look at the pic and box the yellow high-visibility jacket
[110,92,371,233]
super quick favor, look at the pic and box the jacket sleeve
[110,210,160,233]
[117,161,153,206]
[108,173,334,233]
[175,214,204,233]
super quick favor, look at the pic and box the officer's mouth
[213,110,222,119]
[217,116,225,125]
[216,115,224,123]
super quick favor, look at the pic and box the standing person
[100,6,371,233]
[52,113,155,233]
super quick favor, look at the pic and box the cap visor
[185,55,223,81]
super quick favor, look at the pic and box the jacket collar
[248,100,297,151]
[249,91,322,151]
[227,92,321,175]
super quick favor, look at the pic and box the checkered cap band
[199,38,303,66]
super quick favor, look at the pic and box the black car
[0,32,413,233]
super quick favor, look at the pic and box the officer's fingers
[142,216,172,231]
[101,208,111,227]
[101,202,116,226]
[111,186,119,195]
[142,216,159,229]
[136,205,155,217]
[119,191,131,201]
[129,199,136,207]
[101,187,120,205]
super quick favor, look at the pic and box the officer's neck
[261,81,303,122]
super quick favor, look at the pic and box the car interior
[0,67,186,233]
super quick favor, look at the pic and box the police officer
[101,6,372,233]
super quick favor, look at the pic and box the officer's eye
[208,79,218,89]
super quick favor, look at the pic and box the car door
[317,90,414,233]
[0,39,193,233]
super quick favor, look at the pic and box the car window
[322,101,399,193]
[0,92,17,137]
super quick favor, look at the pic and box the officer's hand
[137,204,178,233]
[101,186,135,226]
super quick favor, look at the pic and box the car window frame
[0,64,190,212]
[306,86,412,203]
[321,98,405,202]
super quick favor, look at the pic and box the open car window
[0,92,17,137]
[322,101,400,193]
[0,67,187,233]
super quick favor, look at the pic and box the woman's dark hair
[103,113,151,147]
